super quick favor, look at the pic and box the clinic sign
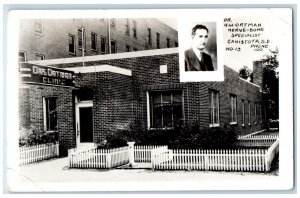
[20,63,75,87]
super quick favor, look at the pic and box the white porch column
[127,142,137,167]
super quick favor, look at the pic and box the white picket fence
[151,148,267,171]
[134,145,168,162]
[19,142,59,165]
[265,139,279,171]
[237,135,278,147]
[69,146,129,169]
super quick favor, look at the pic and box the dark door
[79,107,93,142]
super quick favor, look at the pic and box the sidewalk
[7,157,279,192]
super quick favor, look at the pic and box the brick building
[18,18,178,62]
[19,48,265,156]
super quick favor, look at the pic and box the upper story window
[110,18,116,28]
[69,34,75,55]
[149,90,183,128]
[34,19,43,35]
[167,38,170,48]
[132,20,137,38]
[125,18,130,35]
[100,36,106,54]
[19,51,27,63]
[78,28,86,50]
[43,97,58,131]
[111,40,117,54]
[35,53,45,60]
[156,33,160,49]
[91,32,97,51]
[230,94,237,124]
[209,89,220,127]
[147,28,152,45]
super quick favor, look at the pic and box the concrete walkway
[7,157,279,192]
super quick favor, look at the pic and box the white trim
[239,77,260,88]
[43,97,47,132]
[64,65,132,76]
[230,122,237,125]
[20,74,31,78]
[209,123,220,128]
[20,68,31,72]
[146,91,150,130]
[27,48,178,66]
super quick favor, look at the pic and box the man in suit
[185,24,214,71]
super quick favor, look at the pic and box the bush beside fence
[19,142,59,165]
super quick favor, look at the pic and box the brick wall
[19,18,178,61]
[19,84,75,156]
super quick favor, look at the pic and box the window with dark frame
[35,54,45,60]
[156,33,160,49]
[149,90,183,128]
[209,89,220,126]
[69,34,75,54]
[111,40,117,54]
[44,97,58,131]
[248,101,251,125]
[125,45,131,52]
[230,94,237,124]
[19,51,27,63]
[91,32,97,51]
[100,36,106,54]
[241,99,245,126]
[125,18,130,35]
[167,38,170,48]
[78,28,86,50]
[147,28,152,45]
[132,20,137,38]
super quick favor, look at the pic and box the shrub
[19,126,58,147]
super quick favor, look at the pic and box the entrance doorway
[76,100,94,147]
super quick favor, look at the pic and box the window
[175,42,178,47]
[19,51,27,63]
[241,99,245,126]
[209,90,220,127]
[260,104,263,123]
[34,19,43,35]
[111,40,117,54]
[91,32,97,51]
[133,47,138,51]
[156,33,160,49]
[132,20,137,38]
[69,34,75,54]
[110,18,116,28]
[167,38,170,48]
[78,28,86,50]
[149,90,183,128]
[100,36,106,54]
[43,97,58,131]
[248,101,251,125]
[230,94,237,124]
[35,54,45,60]
[147,28,152,45]
[125,18,130,35]
[125,45,131,52]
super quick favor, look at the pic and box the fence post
[127,142,137,167]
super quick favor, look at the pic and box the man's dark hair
[191,24,209,36]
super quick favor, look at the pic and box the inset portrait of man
[185,25,215,71]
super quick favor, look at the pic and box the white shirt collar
[192,47,203,62]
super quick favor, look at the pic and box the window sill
[242,124,245,127]
[248,123,251,126]
[230,122,237,126]
[254,122,257,125]
[148,127,174,131]
[69,52,76,56]
[209,123,220,128]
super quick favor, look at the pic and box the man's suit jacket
[185,48,214,71]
